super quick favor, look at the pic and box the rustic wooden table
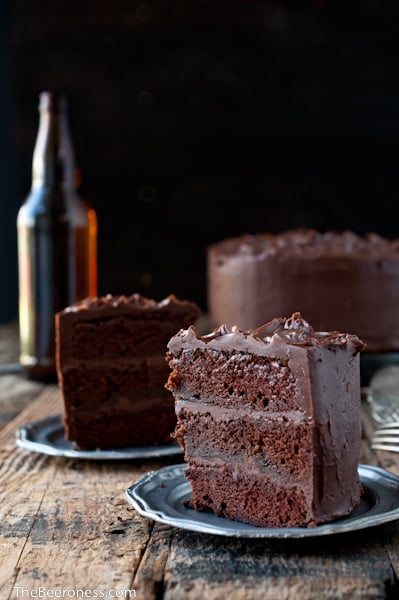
[1,321,399,599]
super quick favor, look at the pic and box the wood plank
[0,321,19,363]
[0,373,45,428]
[0,458,147,590]
[1,366,399,596]
[0,385,60,446]
[0,321,47,428]
[0,449,151,590]
[158,526,397,599]
[0,388,172,592]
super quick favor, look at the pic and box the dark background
[2,0,399,322]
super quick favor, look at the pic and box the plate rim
[125,462,399,538]
[16,414,183,460]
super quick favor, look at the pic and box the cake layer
[57,294,201,361]
[64,401,176,449]
[62,367,176,448]
[65,316,180,358]
[185,463,313,528]
[60,360,170,409]
[173,402,313,480]
[167,350,298,410]
[63,380,172,413]
[207,229,399,352]
[185,462,361,528]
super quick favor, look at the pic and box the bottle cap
[39,91,67,112]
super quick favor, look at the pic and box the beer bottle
[17,91,97,381]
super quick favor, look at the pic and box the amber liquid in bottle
[17,91,97,381]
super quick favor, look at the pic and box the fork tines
[371,421,399,452]
[374,420,399,429]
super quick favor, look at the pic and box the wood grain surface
[1,322,399,598]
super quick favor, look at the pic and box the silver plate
[16,415,183,460]
[125,463,399,538]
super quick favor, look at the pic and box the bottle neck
[32,92,77,191]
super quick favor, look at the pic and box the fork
[371,421,399,453]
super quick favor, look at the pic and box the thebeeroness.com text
[0,588,137,599]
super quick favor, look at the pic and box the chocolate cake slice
[166,312,365,528]
[56,293,200,449]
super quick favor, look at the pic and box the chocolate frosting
[209,229,399,259]
[207,228,399,352]
[169,312,366,354]
[61,293,197,314]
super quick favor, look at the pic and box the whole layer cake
[55,293,200,449]
[166,312,365,528]
[207,229,399,353]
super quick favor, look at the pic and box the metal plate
[125,463,399,538]
[16,415,183,460]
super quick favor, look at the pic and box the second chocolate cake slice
[56,293,200,449]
